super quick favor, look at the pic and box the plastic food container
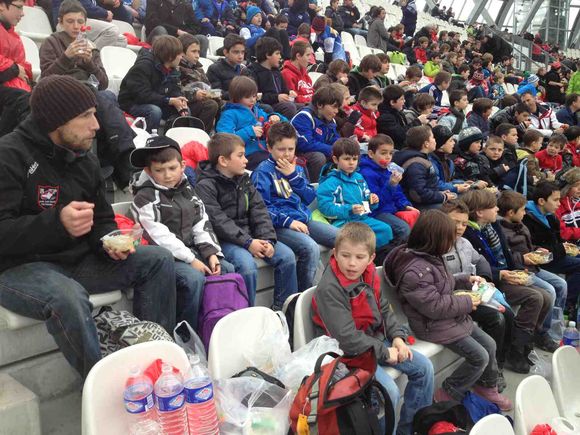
[472,282,496,303]
[527,250,553,265]
[101,228,143,251]
[511,270,534,286]
[209,89,222,98]
[564,243,579,257]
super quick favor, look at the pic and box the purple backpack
[198,273,249,351]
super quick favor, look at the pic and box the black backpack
[412,401,474,435]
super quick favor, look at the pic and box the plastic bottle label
[124,393,154,414]
[156,391,185,412]
[184,383,214,404]
[563,336,579,347]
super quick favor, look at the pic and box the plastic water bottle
[184,354,219,435]
[154,362,188,435]
[124,366,156,429]
[129,419,162,435]
[563,321,580,349]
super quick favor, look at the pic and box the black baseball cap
[130,136,182,168]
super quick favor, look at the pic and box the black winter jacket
[145,0,201,37]
[194,161,276,247]
[206,58,245,101]
[377,105,410,149]
[0,116,116,273]
[242,62,289,106]
[522,206,566,262]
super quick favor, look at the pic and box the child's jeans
[276,221,338,291]
[531,269,568,337]
[336,216,393,248]
[174,259,235,328]
[220,242,298,308]
[441,325,498,401]
[374,213,411,245]
[543,255,580,307]
[374,339,434,435]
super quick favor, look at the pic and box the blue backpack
[462,391,501,424]
[501,157,528,197]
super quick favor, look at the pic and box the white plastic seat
[100,46,137,95]
[165,127,211,148]
[198,57,213,73]
[208,307,286,379]
[292,286,317,350]
[82,341,190,435]
[471,414,515,435]
[308,71,323,84]
[207,36,224,61]
[354,34,367,47]
[358,45,374,58]
[21,35,40,81]
[514,375,561,435]
[16,6,52,43]
[340,31,355,47]
[552,346,580,426]
[111,19,141,53]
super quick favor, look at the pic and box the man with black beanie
[0,75,177,378]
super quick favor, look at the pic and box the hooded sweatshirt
[352,102,379,140]
[0,20,32,91]
[244,62,290,106]
[556,196,580,242]
[523,200,566,261]
[281,60,314,103]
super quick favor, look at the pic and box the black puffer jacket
[145,0,201,37]
[0,116,116,273]
[242,62,289,106]
[194,161,276,246]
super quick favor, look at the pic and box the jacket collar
[329,255,376,288]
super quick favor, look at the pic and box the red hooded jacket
[281,60,313,103]
[556,196,580,242]
[353,102,378,140]
[0,23,32,92]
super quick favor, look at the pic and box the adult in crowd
[338,0,365,38]
[51,0,129,48]
[0,76,176,378]
[282,0,310,37]
[544,62,566,105]
[556,93,579,127]
[324,0,344,34]
[0,0,32,135]
[400,0,417,37]
[368,7,398,53]
[39,0,136,189]
[520,90,566,137]
[144,0,209,57]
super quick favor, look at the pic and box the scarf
[481,223,507,270]
[449,106,465,135]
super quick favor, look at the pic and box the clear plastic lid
[569,321,576,328]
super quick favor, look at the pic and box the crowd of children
[2,0,580,432]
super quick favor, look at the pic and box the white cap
[570,321,576,328]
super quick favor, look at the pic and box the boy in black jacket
[523,182,580,318]
[243,37,298,119]
[207,34,247,101]
[195,133,299,310]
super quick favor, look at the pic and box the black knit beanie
[30,76,97,132]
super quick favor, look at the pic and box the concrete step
[0,373,41,435]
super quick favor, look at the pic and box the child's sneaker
[434,387,454,403]
[473,385,513,411]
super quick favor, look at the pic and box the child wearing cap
[311,15,347,63]
[130,137,235,329]
[556,168,580,243]
[516,74,540,97]
[240,5,266,51]
[466,69,490,102]
[453,127,493,187]
[429,125,471,194]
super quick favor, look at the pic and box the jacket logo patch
[37,185,60,209]
[315,128,323,135]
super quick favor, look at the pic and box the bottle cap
[570,321,576,328]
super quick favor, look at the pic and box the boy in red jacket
[536,134,565,173]
[353,86,382,142]
[414,37,429,65]
[556,168,580,243]
[281,40,314,104]
[563,126,580,169]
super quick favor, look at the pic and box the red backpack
[289,347,394,435]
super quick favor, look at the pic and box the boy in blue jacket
[317,138,393,248]
[240,6,266,51]
[251,123,338,291]
[359,134,420,245]
[216,76,284,170]
[291,86,342,182]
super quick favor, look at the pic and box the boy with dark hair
[359,134,419,245]
[291,86,342,182]
[312,222,434,435]
[423,51,442,78]
[404,93,435,127]
[438,89,469,134]
[347,54,382,99]
[562,127,580,169]
[536,134,565,173]
[251,122,337,291]
[353,86,382,142]
[430,125,471,194]
[467,97,493,139]
[375,53,392,88]
[497,190,567,351]
[518,129,555,187]
[453,127,492,186]
[494,123,519,168]
[414,36,429,64]
[393,125,456,209]
[462,190,553,372]
[419,71,452,107]
[130,136,235,328]
[317,138,394,248]
[195,133,299,310]
[449,63,470,93]
[377,85,410,148]
[489,102,530,140]
[244,36,299,119]
[207,34,247,100]
[481,135,512,186]
[281,40,314,104]
[523,182,580,318]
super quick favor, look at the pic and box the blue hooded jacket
[358,155,411,215]
[195,0,234,24]
[291,106,339,157]
[429,152,458,193]
[251,157,315,228]
[216,102,283,156]
[393,148,446,205]
[316,25,347,62]
[241,6,266,48]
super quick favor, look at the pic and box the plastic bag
[243,312,291,375]
[173,320,207,364]
[529,350,552,380]
[131,117,151,148]
[215,377,293,435]
[274,336,342,393]
[548,307,565,342]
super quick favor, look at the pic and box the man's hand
[191,259,212,275]
[60,201,95,237]
[393,337,413,362]
[352,204,365,215]
[253,125,263,138]
[290,220,309,233]
[389,171,403,186]
[207,254,221,275]
[169,96,188,110]
[276,157,296,176]
[369,193,379,204]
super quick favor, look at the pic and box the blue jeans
[174,259,235,329]
[374,340,434,435]
[0,246,176,378]
[374,213,411,245]
[531,269,567,335]
[276,221,338,291]
[543,255,580,307]
[129,104,164,131]
[220,242,298,308]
